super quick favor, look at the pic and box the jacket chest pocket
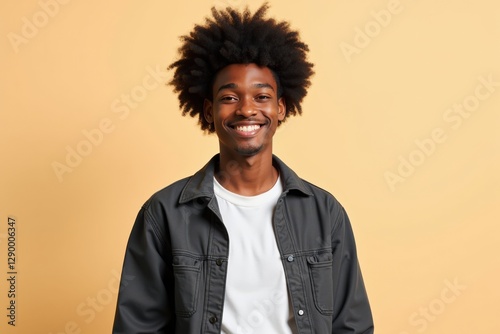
[307,252,334,315]
[172,256,202,317]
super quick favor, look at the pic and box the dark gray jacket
[113,154,374,333]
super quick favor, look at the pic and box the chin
[235,145,263,156]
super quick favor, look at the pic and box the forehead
[212,63,277,92]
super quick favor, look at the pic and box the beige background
[1,0,499,333]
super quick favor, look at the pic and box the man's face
[204,63,285,158]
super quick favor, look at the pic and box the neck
[216,151,278,196]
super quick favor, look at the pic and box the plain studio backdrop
[1,0,499,333]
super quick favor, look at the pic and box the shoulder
[142,176,192,211]
[132,176,193,244]
[299,178,345,212]
[137,155,217,222]
[274,155,341,208]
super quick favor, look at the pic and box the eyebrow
[216,83,275,93]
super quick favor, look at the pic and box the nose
[236,96,257,117]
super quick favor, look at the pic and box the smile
[234,124,261,132]
[228,122,265,137]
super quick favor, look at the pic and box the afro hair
[168,3,314,133]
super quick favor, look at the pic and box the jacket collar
[179,154,313,204]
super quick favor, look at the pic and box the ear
[277,97,286,122]
[203,99,214,124]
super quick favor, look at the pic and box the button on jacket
[112,154,374,334]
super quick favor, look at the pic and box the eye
[255,95,271,101]
[219,95,238,102]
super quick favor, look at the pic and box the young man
[113,4,373,334]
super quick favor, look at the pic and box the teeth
[235,125,260,132]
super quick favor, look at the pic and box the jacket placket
[273,195,313,334]
[203,196,230,334]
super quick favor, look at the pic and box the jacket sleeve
[112,204,174,334]
[330,201,374,333]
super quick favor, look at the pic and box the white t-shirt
[214,176,297,334]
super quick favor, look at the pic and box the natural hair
[168,3,314,132]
